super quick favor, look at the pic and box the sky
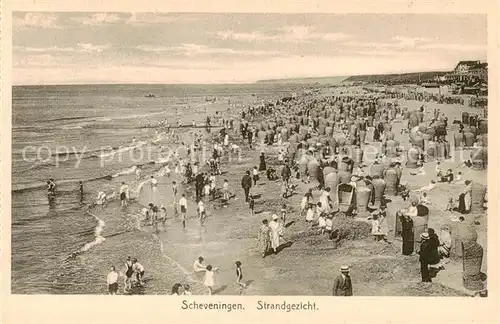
[12,12,487,85]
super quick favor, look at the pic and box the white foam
[77,211,106,253]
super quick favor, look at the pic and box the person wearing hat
[332,266,353,296]
[241,170,253,202]
[418,232,432,282]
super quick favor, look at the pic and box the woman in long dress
[269,214,283,254]
[258,219,271,258]
[399,213,414,255]
[463,180,472,213]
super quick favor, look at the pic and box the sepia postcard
[1,0,499,323]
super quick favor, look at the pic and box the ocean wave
[66,209,106,259]
[12,160,160,193]
[111,165,137,178]
[60,125,84,130]
[43,116,93,123]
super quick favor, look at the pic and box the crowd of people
[65,86,486,296]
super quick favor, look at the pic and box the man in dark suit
[332,266,353,296]
[241,170,253,202]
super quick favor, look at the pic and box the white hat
[340,265,350,272]
[420,233,429,240]
[272,214,279,220]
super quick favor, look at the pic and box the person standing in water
[107,266,119,295]
[47,179,56,195]
[124,257,134,293]
[235,261,246,293]
[179,194,188,228]
[150,176,158,204]
[203,265,219,295]
[132,258,145,286]
[135,166,142,181]
[119,182,129,208]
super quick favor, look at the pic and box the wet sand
[133,87,487,296]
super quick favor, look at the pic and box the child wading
[203,265,219,295]
[179,194,188,228]
[235,261,246,294]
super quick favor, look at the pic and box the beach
[11,82,487,296]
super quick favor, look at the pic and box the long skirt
[402,230,414,255]
[259,237,270,254]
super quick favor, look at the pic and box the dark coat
[241,174,252,189]
[332,274,353,296]
[281,165,291,179]
[419,240,433,263]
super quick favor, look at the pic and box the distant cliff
[257,76,347,85]
[342,71,449,85]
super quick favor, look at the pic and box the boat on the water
[145,94,157,98]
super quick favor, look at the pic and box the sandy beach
[108,85,488,296]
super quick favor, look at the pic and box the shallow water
[11,83,304,294]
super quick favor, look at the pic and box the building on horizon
[445,60,488,83]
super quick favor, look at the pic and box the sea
[11,82,348,294]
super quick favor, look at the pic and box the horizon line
[12,67,464,87]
